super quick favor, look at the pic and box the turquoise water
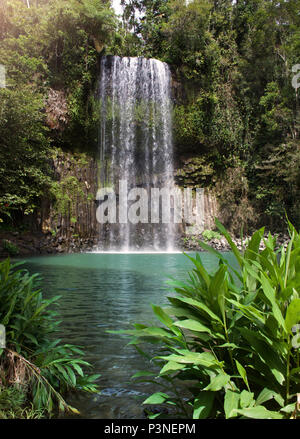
[21,251,232,419]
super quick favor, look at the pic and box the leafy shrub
[2,240,19,256]
[0,259,100,417]
[201,230,222,242]
[115,219,300,419]
[0,385,44,419]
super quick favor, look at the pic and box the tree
[0,0,116,224]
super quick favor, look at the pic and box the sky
[111,0,124,16]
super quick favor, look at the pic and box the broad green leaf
[227,298,265,325]
[280,403,296,413]
[284,233,294,288]
[54,364,71,383]
[285,299,300,333]
[240,390,255,408]
[157,350,220,368]
[151,304,174,328]
[243,260,261,283]
[217,268,228,322]
[245,228,265,259]
[197,240,243,282]
[234,405,284,419]
[193,392,214,419]
[152,305,181,336]
[258,252,283,289]
[184,253,210,287]
[279,245,286,268]
[142,327,175,338]
[166,278,192,293]
[143,392,170,405]
[173,296,223,324]
[208,265,227,317]
[260,274,286,331]
[235,360,250,391]
[204,372,230,391]
[224,389,240,419]
[72,362,84,377]
[66,366,77,386]
[239,327,285,385]
[164,304,198,320]
[217,342,240,349]
[133,323,148,330]
[174,319,212,334]
[256,388,283,407]
[159,361,186,375]
[215,218,243,268]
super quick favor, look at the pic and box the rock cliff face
[38,149,220,250]
[41,149,220,239]
[203,190,219,230]
[40,149,100,240]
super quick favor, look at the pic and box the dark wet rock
[182,232,291,253]
[0,230,99,259]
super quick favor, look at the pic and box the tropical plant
[0,258,100,417]
[113,219,300,419]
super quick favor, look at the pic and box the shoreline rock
[0,230,291,260]
[181,232,291,252]
[0,231,99,259]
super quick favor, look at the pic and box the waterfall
[97,56,177,251]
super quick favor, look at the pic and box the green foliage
[0,258,100,416]
[201,230,222,242]
[0,385,44,419]
[116,0,300,230]
[161,0,212,67]
[50,176,85,217]
[174,87,244,167]
[0,0,116,224]
[114,220,300,419]
[2,240,19,256]
[0,86,52,218]
[175,156,215,188]
[48,149,95,226]
[117,0,171,58]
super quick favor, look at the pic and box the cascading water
[97,56,178,252]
